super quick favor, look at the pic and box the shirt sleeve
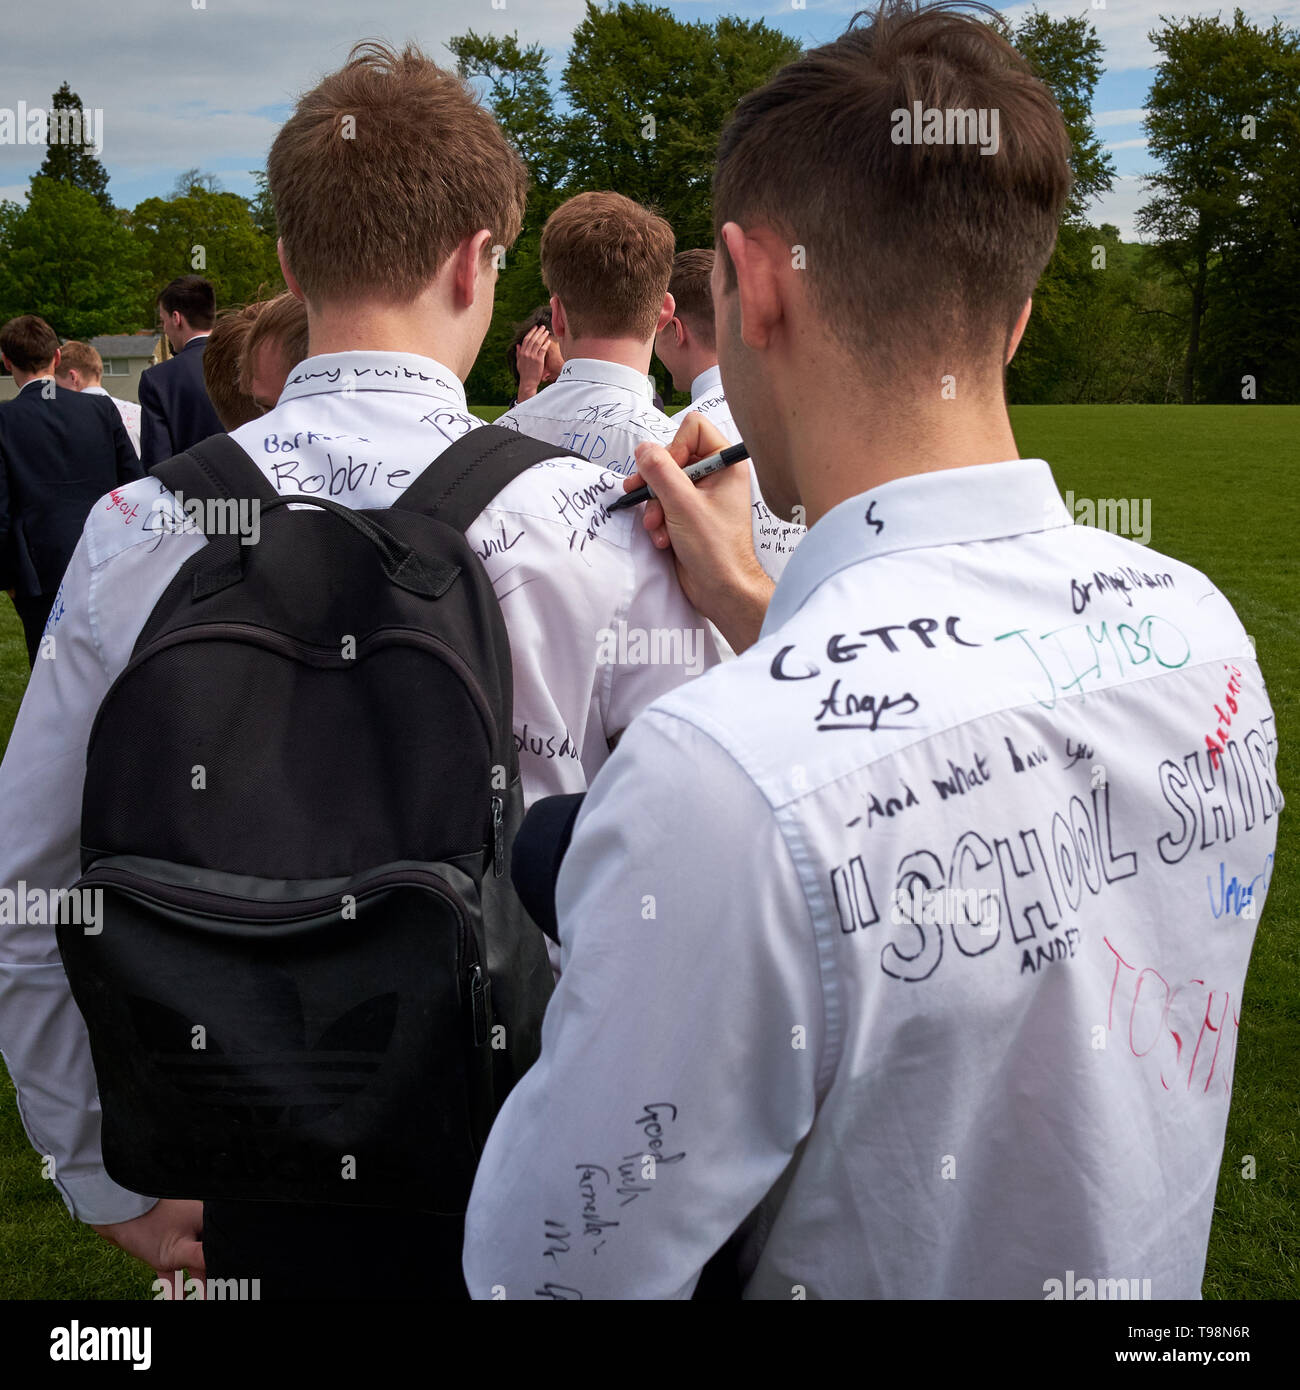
[109,408,143,485]
[136,371,170,469]
[462,709,824,1299]
[0,529,157,1225]
[601,525,724,742]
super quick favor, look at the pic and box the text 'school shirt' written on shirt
[683,364,806,584]
[462,457,1279,1299]
[497,358,677,476]
[0,350,718,1230]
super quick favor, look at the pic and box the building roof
[89,334,159,358]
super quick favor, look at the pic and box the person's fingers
[634,441,711,526]
[669,410,731,465]
[171,1238,206,1279]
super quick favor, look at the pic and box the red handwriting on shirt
[1204,664,1243,769]
[1104,936,1239,1096]
[105,489,139,524]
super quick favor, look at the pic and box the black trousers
[203,1199,470,1300]
[11,591,58,666]
[201,1199,743,1299]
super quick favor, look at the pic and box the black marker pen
[605,441,750,513]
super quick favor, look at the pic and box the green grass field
[0,404,1295,1298]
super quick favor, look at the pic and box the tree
[1139,9,1300,402]
[1001,8,1122,404]
[0,177,149,337]
[449,31,569,197]
[249,168,277,240]
[558,3,801,249]
[172,168,224,197]
[35,82,112,213]
[450,31,566,405]
[1005,9,1114,225]
[451,3,801,402]
[130,184,283,309]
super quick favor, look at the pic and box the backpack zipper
[75,861,477,975]
[491,796,504,877]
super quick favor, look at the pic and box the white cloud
[1106,137,1150,151]
[1088,174,1153,241]
[0,184,28,206]
[1094,108,1148,127]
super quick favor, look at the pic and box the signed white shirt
[83,384,142,458]
[0,350,718,1225]
[683,365,805,582]
[497,357,677,476]
[462,457,1278,1299]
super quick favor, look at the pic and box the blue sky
[0,0,1296,239]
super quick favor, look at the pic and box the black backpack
[58,426,571,1214]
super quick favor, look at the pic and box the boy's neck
[304,295,476,382]
[792,390,1022,528]
[559,336,652,376]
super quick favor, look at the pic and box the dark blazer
[138,334,224,467]
[0,379,143,595]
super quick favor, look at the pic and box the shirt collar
[762,458,1073,638]
[278,351,469,409]
[18,376,54,394]
[83,384,109,396]
[690,364,723,401]
[554,357,655,401]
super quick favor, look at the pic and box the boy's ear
[457,229,497,306]
[720,220,782,352]
[550,296,568,340]
[277,239,306,302]
[1006,297,1033,364]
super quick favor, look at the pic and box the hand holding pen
[606,440,751,512]
[617,410,774,653]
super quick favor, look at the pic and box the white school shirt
[497,358,677,475]
[462,457,1279,1300]
[84,385,142,457]
[684,365,805,582]
[0,350,718,1227]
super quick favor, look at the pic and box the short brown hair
[0,315,60,374]
[540,192,675,341]
[713,0,1072,378]
[240,292,310,397]
[159,275,216,330]
[668,250,716,348]
[269,40,528,304]
[203,303,267,430]
[56,340,104,381]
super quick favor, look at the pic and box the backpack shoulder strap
[150,433,279,508]
[396,424,583,535]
